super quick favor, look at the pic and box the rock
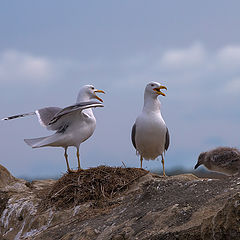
[0,164,239,239]
[0,165,16,188]
[201,193,240,240]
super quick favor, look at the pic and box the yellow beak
[153,85,167,96]
[94,89,105,102]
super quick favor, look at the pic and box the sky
[1,1,240,179]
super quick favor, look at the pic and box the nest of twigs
[40,166,148,210]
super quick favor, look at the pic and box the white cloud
[159,43,207,70]
[216,45,240,68]
[0,50,53,83]
[2,44,240,98]
[152,43,240,79]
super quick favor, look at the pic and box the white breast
[135,111,166,160]
[58,109,96,147]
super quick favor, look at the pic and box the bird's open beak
[153,85,167,96]
[94,89,105,102]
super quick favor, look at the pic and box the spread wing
[2,107,61,130]
[48,101,103,124]
[47,101,104,131]
[36,107,62,127]
[2,101,103,132]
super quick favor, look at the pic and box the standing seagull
[131,82,170,176]
[2,85,105,172]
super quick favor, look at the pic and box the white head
[145,81,167,98]
[76,85,105,103]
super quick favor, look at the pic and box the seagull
[2,85,105,173]
[195,147,240,176]
[131,82,170,176]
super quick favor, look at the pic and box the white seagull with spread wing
[2,85,105,172]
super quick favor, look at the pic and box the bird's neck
[76,92,90,103]
[76,93,94,117]
[143,94,161,113]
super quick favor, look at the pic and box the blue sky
[1,1,240,178]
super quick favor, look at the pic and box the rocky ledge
[0,164,239,240]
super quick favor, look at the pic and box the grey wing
[48,101,104,128]
[165,127,170,151]
[131,123,136,149]
[36,107,62,128]
[2,107,62,131]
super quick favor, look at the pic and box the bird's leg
[77,147,81,171]
[161,155,166,176]
[140,155,143,169]
[64,147,71,173]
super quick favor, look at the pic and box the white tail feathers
[24,136,50,148]
[24,134,62,148]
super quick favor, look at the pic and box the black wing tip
[165,127,170,151]
[131,123,137,149]
[2,112,35,121]
[2,115,22,120]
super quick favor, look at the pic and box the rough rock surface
[0,165,239,240]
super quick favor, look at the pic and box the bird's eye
[91,87,94,90]
[151,84,154,87]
